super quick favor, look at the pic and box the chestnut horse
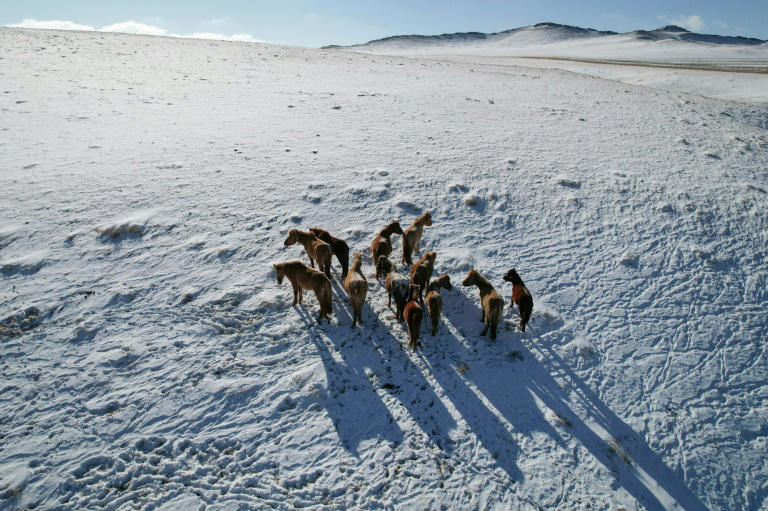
[309,227,349,279]
[462,269,504,340]
[503,268,533,332]
[425,274,452,336]
[401,211,433,265]
[344,251,368,328]
[284,229,332,278]
[371,221,404,276]
[274,261,332,323]
[403,285,423,350]
[410,251,437,301]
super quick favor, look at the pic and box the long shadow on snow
[293,302,403,457]
[296,280,458,455]
[442,286,706,510]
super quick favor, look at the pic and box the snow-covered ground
[1,26,767,510]
[345,23,768,104]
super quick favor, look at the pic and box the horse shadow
[295,280,458,454]
[440,286,706,510]
[294,304,402,456]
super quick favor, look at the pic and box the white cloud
[100,20,168,36]
[8,19,94,31]
[6,18,261,43]
[659,14,706,32]
[176,32,261,42]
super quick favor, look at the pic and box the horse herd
[273,212,534,349]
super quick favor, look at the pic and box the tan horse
[273,261,332,323]
[344,251,368,328]
[403,285,423,350]
[425,274,452,336]
[284,229,332,278]
[462,269,504,340]
[309,227,349,279]
[377,256,410,321]
[410,251,437,301]
[371,221,404,276]
[401,211,432,265]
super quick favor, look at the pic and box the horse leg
[490,321,498,341]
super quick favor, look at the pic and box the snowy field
[345,23,768,104]
[1,26,768,510]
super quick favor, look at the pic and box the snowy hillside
[1,27,768,510]
[340,22,768,104]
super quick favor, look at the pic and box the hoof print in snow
[555,177,582,189]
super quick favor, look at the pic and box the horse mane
[351,251,363,271]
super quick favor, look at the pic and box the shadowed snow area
[1,27,768,510]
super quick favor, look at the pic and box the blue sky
[3,0,766,46]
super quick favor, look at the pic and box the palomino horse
[284,229,333,278]
[344,251,368,328]
[274,261,332,323]
[462,269,504,341]
[402,211,432,265]
[425,274,452,336]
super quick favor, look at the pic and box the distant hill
[325,21,766,50]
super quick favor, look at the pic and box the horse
[425,274,452,336]
[401,211,433,265]
[403,285,423,350]
[410,251,437,301]
[284,229,333,278]
[309,227,349,279]
[377,256,410,321]
[344,251,368,328]
[273,261,332,323]
[462,269,504,340]
[503,268,533,332]
[371,221,404,276]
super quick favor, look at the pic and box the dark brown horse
[403,285,423,350]
[371,221,404,277]
[309,227,349,279]
[503,268,533,332]
[410,251,437,301]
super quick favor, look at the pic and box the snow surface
[1,27,768,510]
[345,24,768,104]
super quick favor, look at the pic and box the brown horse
[309,227,349,279]
[274,261,332,323]
[425,274,452,336]
[371,221,404,276]
[503,268,533,332]
[378,256,411,321]
[344,251,368,328]
[284,229,332,278]
[462,269,504,340]
[410,251,437,301]
[403,285,423,350]
[402,211,432,265]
